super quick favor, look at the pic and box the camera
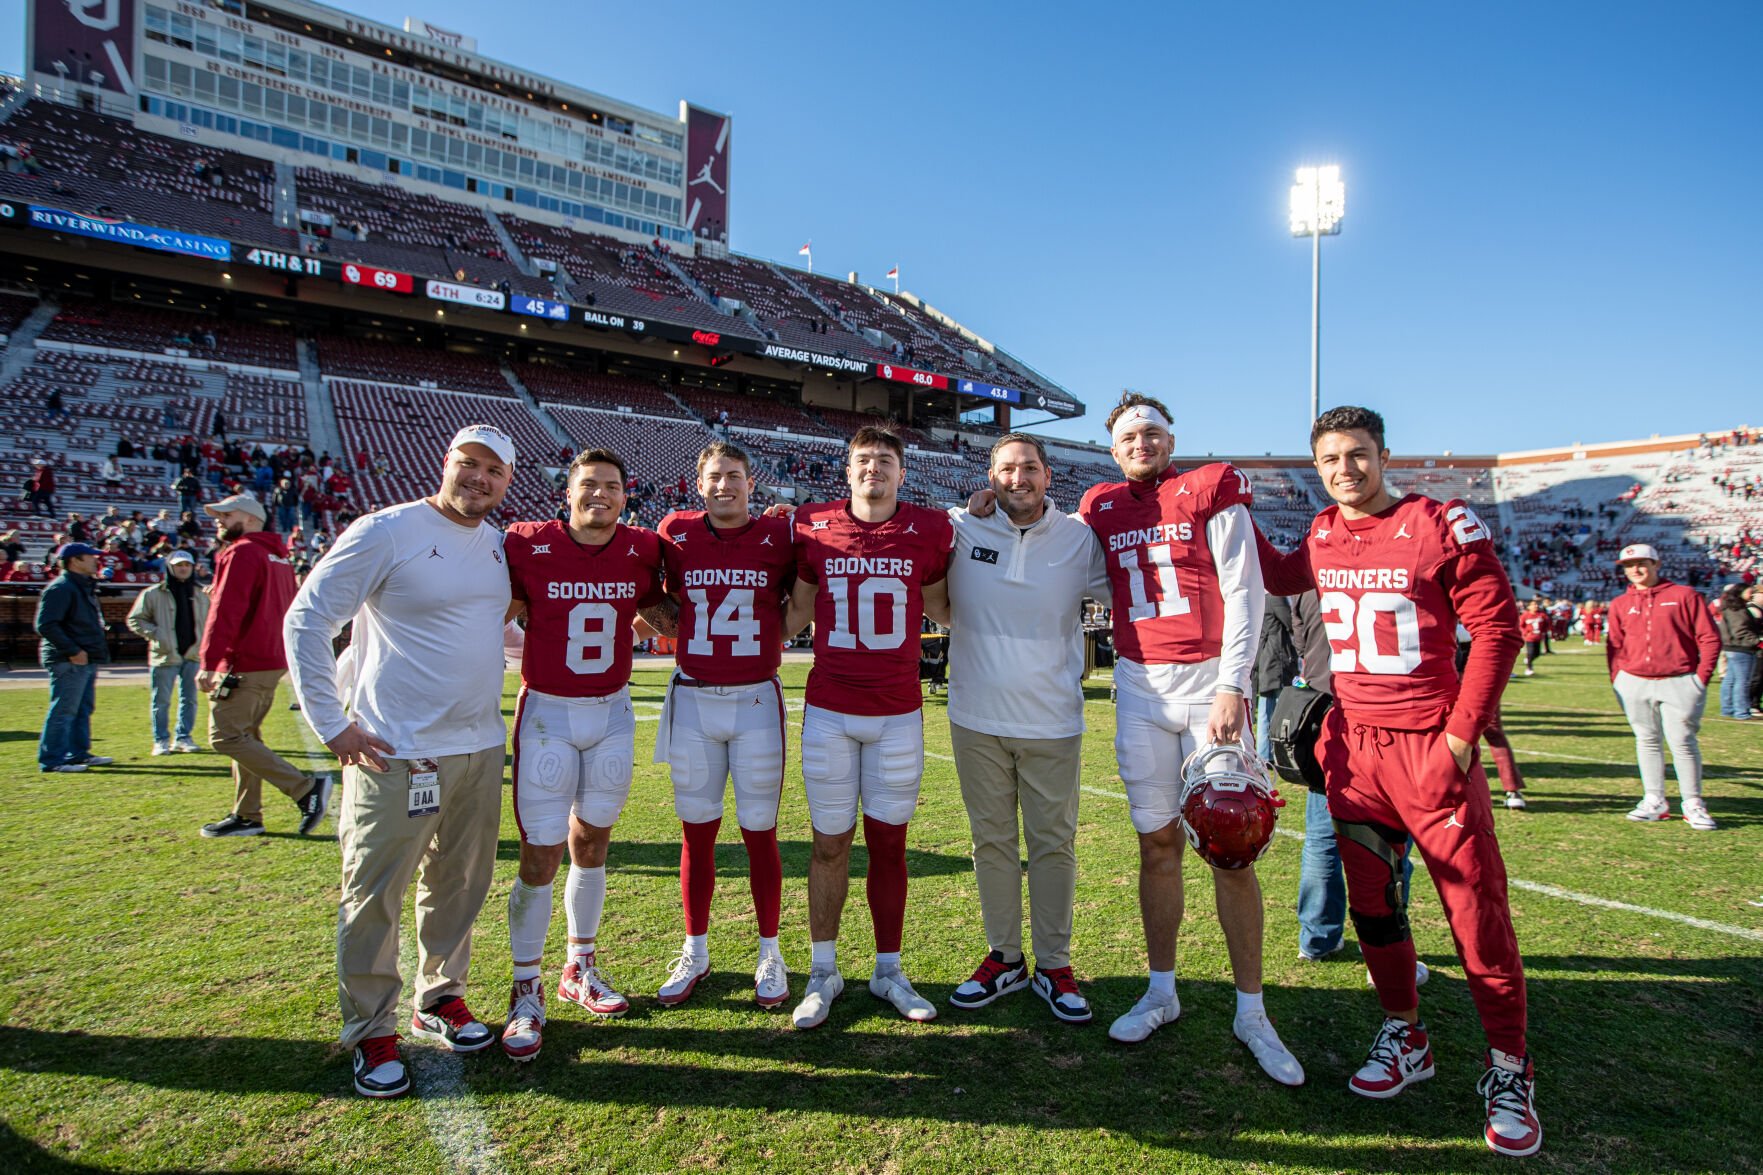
[211,673,242,700]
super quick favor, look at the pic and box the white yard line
[284,685,506,1173]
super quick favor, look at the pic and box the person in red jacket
[1580,600,1604,645]
[196,494,332,838]
[1257,405,1539,1158]
[1605,544,1722,830]
[1517,599,1548,675]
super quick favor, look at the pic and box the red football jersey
[505,519,664,698]
[1079,463,1252,665]
[795,500,954,716]
[1518,612,1548,641]
[1258,495,1520,737]
[659,511,796,685]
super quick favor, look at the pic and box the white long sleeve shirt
[1113,503,1265,703]
[945,502,1112,739]
[284,500,511,759]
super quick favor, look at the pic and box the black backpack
[1267,685,1333,794]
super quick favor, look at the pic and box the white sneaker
[174,737,201,753]
[868,968,937,1023]
[1233,1008,1305,1086]
[1523,668,1534,677]
[501,977,546,1063]
[1505,792,1528,810]
[1365,962,1431,987]
[1108,989,1180,1043]
[755,951,790,1009]
[152,741,172,756]
[791,967,844,1030]
[1626,797,1669,822]
[1681,801,1717,831]
[655,945,710,1008]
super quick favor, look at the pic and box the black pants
[1524,640,1542,670]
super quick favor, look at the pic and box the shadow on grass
[494,837,976,880]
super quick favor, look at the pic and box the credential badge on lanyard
[408,758,441,818]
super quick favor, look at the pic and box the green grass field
[1,647,1759,1173]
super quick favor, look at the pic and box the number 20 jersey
[505,519,665,698]
[795,501,954,717]
[1079,462,1251,666]
[658,511,796,685]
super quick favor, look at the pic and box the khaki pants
[951,724,1083,968]
[211,669,310,822]
[336,747,504,1048]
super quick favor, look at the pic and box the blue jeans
[1255,691,1279,762]
[1721,649,1755,717]
[1297,788,1414,957]
[151,661,200,743]
[40,660,98,770]
[276,505,296,534]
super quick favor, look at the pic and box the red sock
[680,818,721,936]
[1363,937,1421,1014]
[862,814,909,954]
[740,825,782,938]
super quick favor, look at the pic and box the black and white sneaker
[74,755,115,767]
[296,775,334,835]
[201,814,265,838]
[353,1034,410,1098]
[1032,966,1093,1024]
[947,950,1029,1010]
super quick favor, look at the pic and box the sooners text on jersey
[795,501,953,716]
[505,519,664,697]
[659,511,796,685]
[1078,462,1252,665]
[1301,495,1499,727]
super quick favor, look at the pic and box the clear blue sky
[4,1,1759,455]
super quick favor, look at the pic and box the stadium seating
[679,255,890,360]
[544,405,714,526]
[41,300,297,370]
[515,362,691,418]
[316,337,513,397]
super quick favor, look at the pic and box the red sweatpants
[1318,705,1528,1056]
[1482,711,1524,794]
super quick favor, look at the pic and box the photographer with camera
[196,494,331,838]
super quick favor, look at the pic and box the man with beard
[195,493,331,838]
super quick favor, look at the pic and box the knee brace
[1335,818,1412,946]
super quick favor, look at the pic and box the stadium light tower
[1289,165,1344,424]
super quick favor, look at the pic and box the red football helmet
[1179,743,1285,870]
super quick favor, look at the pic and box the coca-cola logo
[691,329,722,346]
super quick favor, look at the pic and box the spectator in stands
[0,530,25,566]
[272,478,298,534]
[195,493,329,839]
[115,437,135,459]
[101,457,123,489]
[172,467,202,516]
[45,388,64,420]
[177,511,203,544]
[1717,584,1760,720]
[213,411,228,442]
[28,463,56,515]
[1607,543,1721,830]
[127,550,209,756]
[66,513,90,544]
[35,543,113,774]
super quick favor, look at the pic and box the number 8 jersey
[505,519,665,697]
[1080,462,1252,668]
[795,501,954,717]
[658,510,796,685]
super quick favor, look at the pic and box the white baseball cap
[1617,543,1659,564]
[450,424,516,466]
[165,550,195,565]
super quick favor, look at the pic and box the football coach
[930,433,1111,1023]
[285,425,516,1099]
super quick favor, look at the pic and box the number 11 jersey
[795,501,954,717]
[658,511,796,685]
[506,519,665,698]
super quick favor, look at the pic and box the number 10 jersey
[795,501,954,717]
[658,511,796,685]
[505,519,665,698]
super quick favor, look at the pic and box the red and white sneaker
[1348,1017,1435,1099]
[558,954,630,1017]
[501,977,546,1063]
[1478,1051,1543,1157]
[410,996,493,1053]
[656,945,710,1007]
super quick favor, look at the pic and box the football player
[652,441,795,1009]
[1079,393,1303,1087]
[1256,405,1539,1157]
[782,427,954,1029]
[498,449,672,1063]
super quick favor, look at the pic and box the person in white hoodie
[928,433,1111,1024]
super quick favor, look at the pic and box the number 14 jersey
[506,519,665,698]
[658,511,796,685]
[795,501,954,717]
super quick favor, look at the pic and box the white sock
[1148,969,1176,999]
[686,932,709,960]
[507,880,552,974]
[810,939,837,970]
[513,964,541,982]
[1235,988,1264,1018]
[874,950,902,973]
[564,864,606,945]
[758,935,780,957]
[1490,1047,1526,1073]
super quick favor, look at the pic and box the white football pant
[800,704,923,835]
[661,677,786,830]
[1114,688,1210,835]
[513,686,635,844]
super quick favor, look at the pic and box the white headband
[1110,403,1172,444]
